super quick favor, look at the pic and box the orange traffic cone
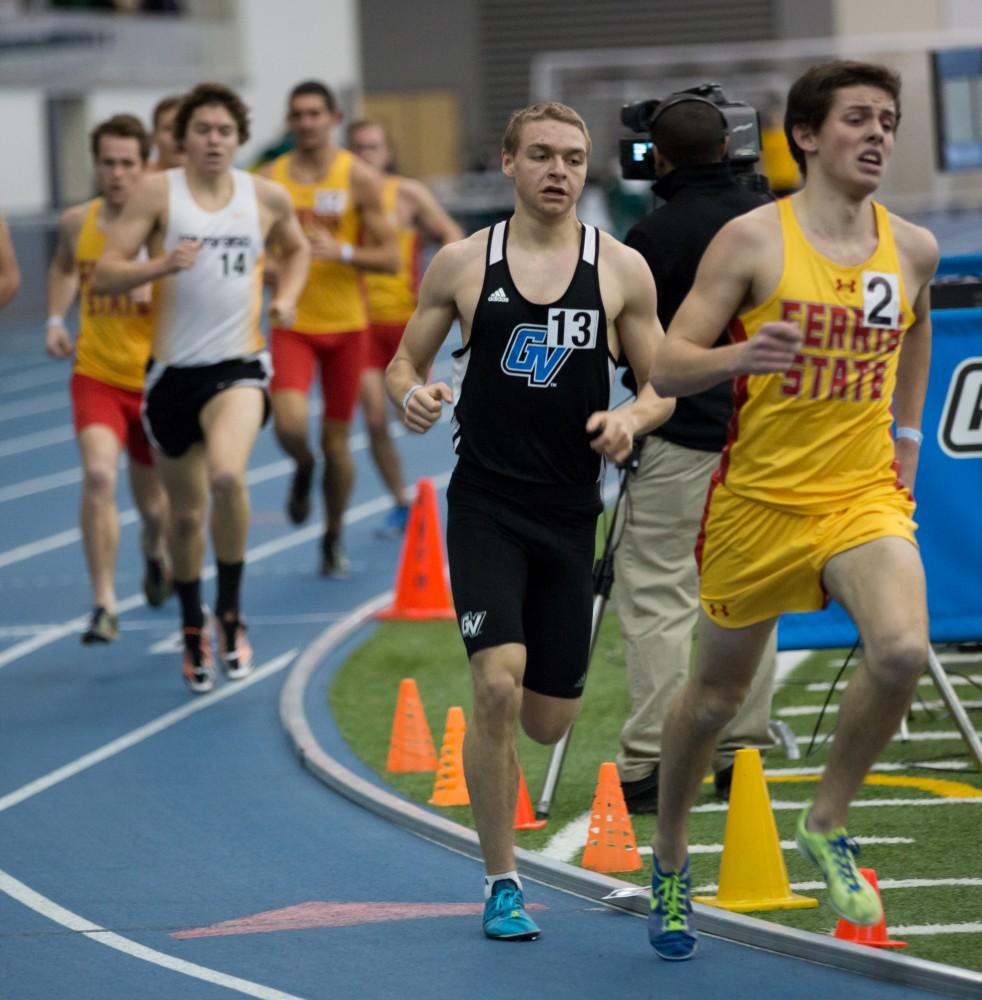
[581,762,642,873]
[386,678,438,773]
[428,706,469,806]
[694,748,817,912]
[378,478,455,621]
[514,769,547,831]
[833,868,907,948]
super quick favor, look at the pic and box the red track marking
[172,900,547,939]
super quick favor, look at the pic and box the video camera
[619,83,763,184]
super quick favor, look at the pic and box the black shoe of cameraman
[713,764,734,802]
[621,768,659,815]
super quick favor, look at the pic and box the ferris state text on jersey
[749,271,905,403]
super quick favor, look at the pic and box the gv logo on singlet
[460,611,486,639]
[501,309,599,388]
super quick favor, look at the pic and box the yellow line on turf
[702,773,982,798]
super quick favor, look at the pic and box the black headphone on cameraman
[646,93,729,138]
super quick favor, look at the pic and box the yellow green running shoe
[795,806,882,926]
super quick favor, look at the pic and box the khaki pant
[614,436,777,782]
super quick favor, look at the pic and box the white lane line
[0,421,418,563]
[692,877,982,894]
[0,614,346,639]
[0,870,305,1000]
[0,650,295,813]
[0,424,75,459]
[0,365,70,394]
[0,468,453,673]
[779,699,982,717]
[0,467,82,504]
[693,798,982,812]
[0,390,68,424]
[889,922,982,936]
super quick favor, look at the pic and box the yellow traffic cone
[694,748,818,912]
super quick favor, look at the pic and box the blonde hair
[501,102,592,157]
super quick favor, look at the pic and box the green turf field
[331,614,982,973]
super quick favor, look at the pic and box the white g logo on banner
[939,357,982,457]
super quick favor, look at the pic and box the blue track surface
[0,325,947,998]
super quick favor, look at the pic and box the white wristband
[895,426,923,446]
[401,384,423,414]
[339,243,354,263]
[46,315,64,328]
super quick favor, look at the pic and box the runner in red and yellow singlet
[45,113,171,645]
[647,61,939,961]
[347,119,463,536]
[263,82,398,576]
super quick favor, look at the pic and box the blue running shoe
[375,503,410,539]
[649,857,697,960]
[483,879,541,941]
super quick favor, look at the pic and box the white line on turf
[807,675,980,692]
[0,869,304,1000]
[797,731,979,744]
[693,798,982,812]
[779,699,982,717]
[692,877,982,894]
[0,650,295,813]
[888,922,982,936]
[637,836,913,856]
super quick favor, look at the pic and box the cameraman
[616,96,777,813]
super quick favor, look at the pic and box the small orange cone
[694,748,818,912]
[378,478,455,621]
[581,761,642,873]
[514,769,547,830]
[386,678,438,773]
[428,706,470,806]
[833,868,907,948]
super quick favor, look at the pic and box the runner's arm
[654,215,800,396]
[263,181,310,320]
[350,161,401,273]
[92,176,188,293]
[893,229,939,491]
[0,217,20,308]
[587,245,674,462]
[403,178,464,245]
[44,208,83,358]
[384,244,460,433]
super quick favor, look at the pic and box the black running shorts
[142,353,271,458]
[446,470,597,699]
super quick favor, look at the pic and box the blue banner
[778,293,982,649]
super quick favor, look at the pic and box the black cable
[803,639,860,758]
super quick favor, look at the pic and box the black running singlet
[451,219,613,492]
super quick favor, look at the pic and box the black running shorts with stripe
[142,353,271,458]
[446,470,596,700]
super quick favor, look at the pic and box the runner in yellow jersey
[647,60,939,961]
[346,118,463,536]
[45,113,171,644]
[262,81,398,576]
[149,94,185,172]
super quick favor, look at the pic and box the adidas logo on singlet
[487,287,509,303]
